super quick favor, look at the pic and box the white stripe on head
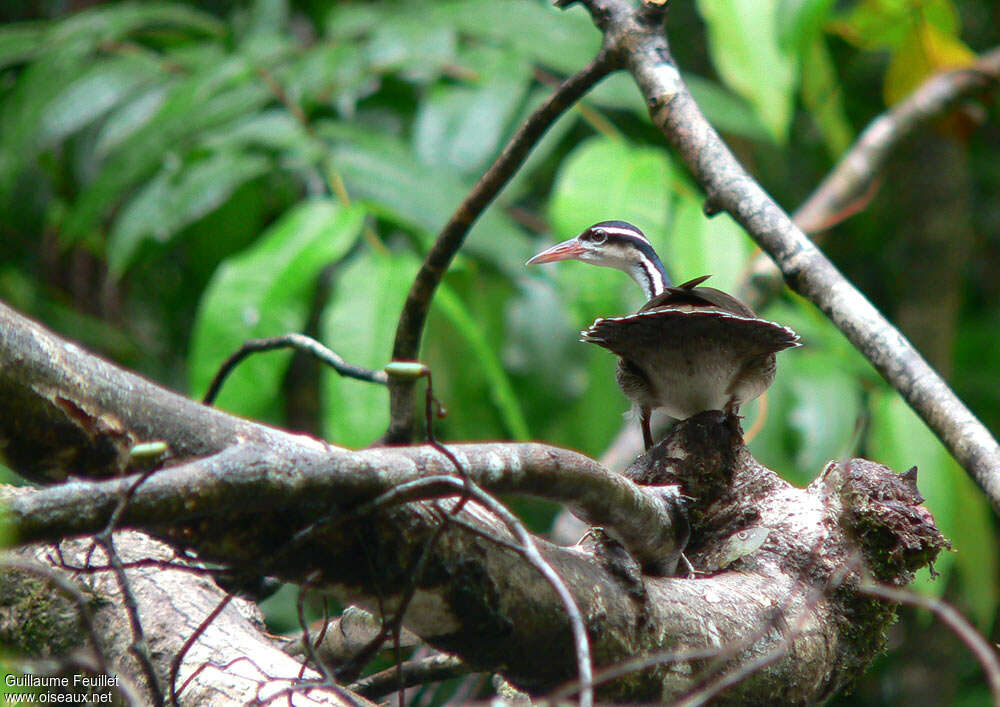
[593,223,651,245]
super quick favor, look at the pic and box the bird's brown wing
[640,276,757,318]
[581,308,801,358]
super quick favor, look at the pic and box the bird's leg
[640,406,653,450]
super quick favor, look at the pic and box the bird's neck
[625,253,670,300]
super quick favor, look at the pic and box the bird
[526,220,800,449]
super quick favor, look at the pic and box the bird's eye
[591,229,607,245]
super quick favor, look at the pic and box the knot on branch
[606,413,949,701]
[832,461,950,584]
[621,411,946,585]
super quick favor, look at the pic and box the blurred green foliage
[1,0,998,703]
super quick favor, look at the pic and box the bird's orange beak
[525,238,585,265]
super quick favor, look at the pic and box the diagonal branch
[565,0,1000,512]
[386,50,618,443]
[742,45,1000,308]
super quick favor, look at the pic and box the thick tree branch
[387,50,617,443]
[0,299,948,701]
[0,300,329,484]
[0,531,364,706]
[2,412,947,702]
[5,441,681,573]
[567,0,1000,512]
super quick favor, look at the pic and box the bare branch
[5,441,681,574]
[387,50,618,442]
[347,654,468,700]
[202,333,387,406]
[0,300,332,484]
[2,532,363,706]
[0,559,125,698]
[858,579,1000,704]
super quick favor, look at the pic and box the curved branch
[202,333,387,406]
[568,0,1000,511]
[5,441,680,573]
[0,300,332,484]
[386,51,618,442]
[347,654,468,700]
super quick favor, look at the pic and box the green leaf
[61,57,271,242]
[189,200,364,421]
[414,45,532,175]
[548,345,629,458]
[584,71,770,142]
[776,0,837,52]
[685,75,772,142]
[428,0,600,76]
[277,43,369,115]
[198,109,313,154]
[883,19,976,106]
[93,84,171,157]
[786,353,863,472]
[747,295,869,481]
[40,56,161,147]
[319,122,534,273]
[800,37,853,158]
[547,136,674,250]
[321,249,418,447]
[48,2,224,47]
[502,87,582,201]
[696,0,799,142]
[322,123,457,233]
[0,48,90,198]
[366,20,456,83]
[832,0,961,51]
[326,0,599,78]
[434,284,530,440]
[664,195,754,293]
[108,151,271,276]
[0,22,47,69]
[503,279,584,400]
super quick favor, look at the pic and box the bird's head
[526,220,670,300]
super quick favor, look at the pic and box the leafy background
[1,0,998,703]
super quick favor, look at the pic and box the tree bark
[0,527,364,706]
[0,302,946,703]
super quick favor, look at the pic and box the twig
[332,523,448,683]
[91,469,164,706]
[858,579,1000,705]
[380,476,595,707]
[203,333,387,405]
[570,0,1000,512]
[386,50,618,442]
[169,594,233,706]
[294,573,362,706]
[347,654,469,699]
[796,46,1000,235]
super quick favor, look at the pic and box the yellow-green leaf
[696,0,799,142]
[884,20,976,105]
